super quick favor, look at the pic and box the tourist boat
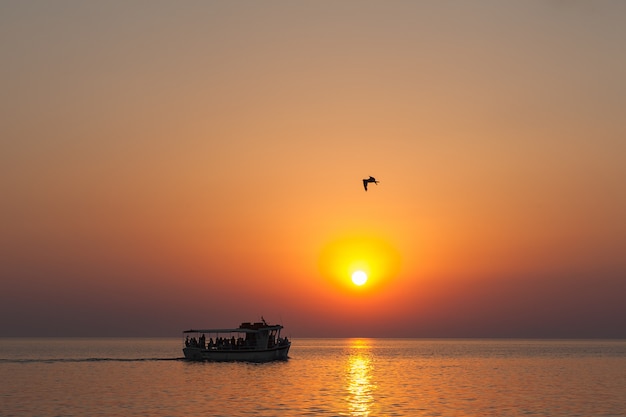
[182,319,291,362]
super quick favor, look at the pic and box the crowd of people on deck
[185,333,289,350]
[185,335,244,349]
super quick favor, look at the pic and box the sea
[1,338,625,417]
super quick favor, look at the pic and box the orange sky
[1,1,625,337]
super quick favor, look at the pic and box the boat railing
[185,337,290,351]
[206,345,257,351]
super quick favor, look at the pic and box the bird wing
[362,179,368,191]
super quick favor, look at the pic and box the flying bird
[362,176,379,191]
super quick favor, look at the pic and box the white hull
[183,343,290,362]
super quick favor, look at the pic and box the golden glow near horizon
[318,235,401,294]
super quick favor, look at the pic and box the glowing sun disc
[351,270,368,286]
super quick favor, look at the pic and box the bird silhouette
[362,176,379,191]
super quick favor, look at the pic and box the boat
[182,319,291,362]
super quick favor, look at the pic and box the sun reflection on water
[345,339,376,417]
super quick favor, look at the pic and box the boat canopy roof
[183,325,283,334]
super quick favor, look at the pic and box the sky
[1,0,625,337]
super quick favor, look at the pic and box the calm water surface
[1,338,625,416]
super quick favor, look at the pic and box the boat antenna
[279,312,290,338]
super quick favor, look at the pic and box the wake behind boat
[182,319,290,362]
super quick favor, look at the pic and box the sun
[351,270,368,286]
[318,234,401,293]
